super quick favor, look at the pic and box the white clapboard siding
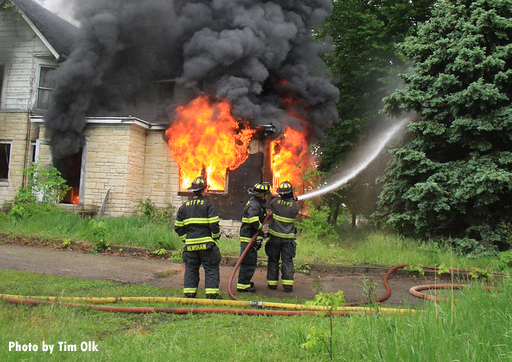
[0,9,58,111]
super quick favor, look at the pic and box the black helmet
[247,182,271,195]
[188,176,207,192]
[276,181,294,196]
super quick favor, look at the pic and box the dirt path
[0,244,439,305]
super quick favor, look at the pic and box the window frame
[0,141,12,182]
[177,170,230,196]
[36,65,57,111]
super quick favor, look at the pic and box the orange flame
[270,126,315,195]
[165,95,256,191]
[70,188,79,204]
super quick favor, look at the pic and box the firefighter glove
[254,236,263,251]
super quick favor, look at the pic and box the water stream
[297,117,410,201]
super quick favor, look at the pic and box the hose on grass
[0,262,498,315]
[0,293,413,314]
[0,296,361,316]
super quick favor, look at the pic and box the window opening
[30,142,37,164]
[0,142,11,180]
[36,66,56,110]
[58,149,83,204]
[178,167,229,195]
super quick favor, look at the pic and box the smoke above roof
[44,0,339,161]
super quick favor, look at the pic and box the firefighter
[237,182,271,293]
[266,181,300,292]
[174,176,222,299]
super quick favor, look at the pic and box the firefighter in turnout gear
[174,177,222,299]
[266,181,300,292]
[237,182,270,293]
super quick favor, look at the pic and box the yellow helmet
[188,176,207,192]
[277,181,293,195]
[247,182,270,195]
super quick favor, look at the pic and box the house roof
[11,0,78,60]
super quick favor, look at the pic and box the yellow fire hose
[0,293,416,315]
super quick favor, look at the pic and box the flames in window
[166,94,318,195]
[270,126,316,195]
[165,95,255,191]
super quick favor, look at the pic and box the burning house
[0,0,339,235]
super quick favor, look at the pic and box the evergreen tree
[377,0,512,254]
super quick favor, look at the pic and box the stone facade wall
[142,130,183,211]
[12,119,242,237]
[82,125,132,216]
[0,112,32,203]
[125,124,147,212]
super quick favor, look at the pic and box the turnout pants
[183,245,221,296]
[237,242,257,290]
[265,236,296,287]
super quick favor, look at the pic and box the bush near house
[6,163,70,220]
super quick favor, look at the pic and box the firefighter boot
[283,285,293,293]
[184,293,196,298]
[237,282,256,293]
[206,294,223,300]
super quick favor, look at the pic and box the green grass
[0,269,511,361]
[0,211,507,272]
[0,211,182,250]
[295,231,503,271]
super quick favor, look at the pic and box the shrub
[8,163,69,220]
[90,219,109,253]
[297,201,338,243]
[499,249,512,268]
[136,198,175,224]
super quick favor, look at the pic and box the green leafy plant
[362,276,377,304]
[498,250,512,269]
[171,249,183,262]
[294,262,311,274]
[302,291,346,360]
[136,198,176,225]
[90,219,109,253]
[152,248,168,256]
[469,267,492,281]
[8,163,70,221]
[297,201,338,243]
[405,264,425,276]
[1,1,13,10]
[437,263,450,275]
[61,238,72,249]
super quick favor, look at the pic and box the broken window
[36,66,56,110]
[0,142,11,180]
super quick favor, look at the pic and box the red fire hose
[345,264,408,305]
[228,213,271,300]
[1,264,499,316]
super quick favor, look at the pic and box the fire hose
[227,213,271,300]
[0,224,498,316]
[0,263,496,315]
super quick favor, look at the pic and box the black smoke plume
[45,0,339,163]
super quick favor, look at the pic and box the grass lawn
[0,211,506,272]
[1,269,511,362]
